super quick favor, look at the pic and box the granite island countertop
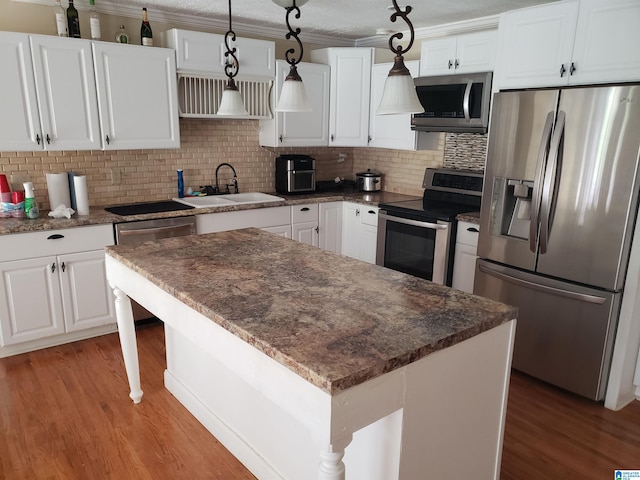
[0,190,419,235]
[106,228,516,395]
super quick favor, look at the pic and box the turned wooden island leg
[318,435,352,480]
[113,287,143,404]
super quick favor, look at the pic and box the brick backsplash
[1,120,487,210]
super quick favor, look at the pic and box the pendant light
[376,1,424,115]
[217,0,248,116]
[272,0,311,112]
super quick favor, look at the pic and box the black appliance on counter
[376,168,483,286]
[275,154,315,194]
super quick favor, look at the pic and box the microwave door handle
[529,112,555,253]
[463,80,473,121]
[539,110,565,255]
[378,212,448,230]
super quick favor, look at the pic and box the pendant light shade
[218,78,248,116]
[377,1,423,116]
[273,0,312,112]
[218,0,248,116]
[276,65,311,112]
[377,56,423,115]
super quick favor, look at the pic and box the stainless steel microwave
[411,71,492,133]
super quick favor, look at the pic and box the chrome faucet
[215,163,239,194]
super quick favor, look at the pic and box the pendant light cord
[388,0,415,56]
[284,0,304,67]
[224,0,239,79]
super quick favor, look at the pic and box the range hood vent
[177,73,273,119]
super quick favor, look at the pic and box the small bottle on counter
[23,182,39,219]
[177,169,185,198]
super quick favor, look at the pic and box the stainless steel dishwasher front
[114,216,197,321]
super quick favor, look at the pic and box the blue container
[177,169,184,198]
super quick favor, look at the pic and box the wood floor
[0,322,638,479]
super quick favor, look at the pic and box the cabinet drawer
[291,204,319,224]
[0,224,114,262]
[456,221,480,248]
[360,206,379,227]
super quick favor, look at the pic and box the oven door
[376,210,452,285]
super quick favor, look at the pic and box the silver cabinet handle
[119,224,194,237]
[379,212,448,230]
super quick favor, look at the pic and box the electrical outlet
[111,167,122,185]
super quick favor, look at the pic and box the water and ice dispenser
[491,177,534,240]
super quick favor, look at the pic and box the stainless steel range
[376,168,483,285]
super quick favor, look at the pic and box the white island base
[105,235,516,480]
[164,320,515,480]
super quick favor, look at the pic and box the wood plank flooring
[0,322,638,479]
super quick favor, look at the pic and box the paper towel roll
[73,175,90,215]
[46,172,71,209]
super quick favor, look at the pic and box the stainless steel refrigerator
[475,85,640,401]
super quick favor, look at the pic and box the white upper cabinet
[166,28,275,79]
[0,32,42,151]
[259,60,330,147]
[0,32,101,152]
[495,0,640,89]
[419,30,497,76]
[92,42,180,150]
[368,60,421,150]
[311,48,373,147]
[571,0,640,85]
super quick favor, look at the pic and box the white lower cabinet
[342,202,379,264]
[291,204,319,247]
[0,224,116,355]
[452,221,480,293]
[318,202,343,254]
[196,206,291,235]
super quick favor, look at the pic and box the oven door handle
[379,212,448,230]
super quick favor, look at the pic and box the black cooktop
[105,200,194,216]
[380,168,483,222]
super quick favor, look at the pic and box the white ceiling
[105,0,559,42]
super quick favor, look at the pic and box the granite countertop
[0,190,419,235]
[106,228,516,395]
[456,211,481,223]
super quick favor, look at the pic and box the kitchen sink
[173,192,285,208]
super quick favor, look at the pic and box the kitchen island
[105,228,517,480]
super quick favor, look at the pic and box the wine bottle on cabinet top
[140,8,153,46]
[115,25,129,44]
[54,0,68,36]
[89,0,101,40]
[67,0,81,38]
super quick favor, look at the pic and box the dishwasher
[114,216,197,322]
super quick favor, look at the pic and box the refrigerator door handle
[478,263,607,305]
[463,80,473,121]
[530,112,555,253]
[539,110,566,254]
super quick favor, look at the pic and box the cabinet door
[318,202,343,254]
[93,42,180,150]
[455,30,497,74]
[0,32,42,151]
[225,37,275,79]
[369,61,419,150]
[275,62,330,147]
[29,35,101,151]
[359,223,379,264]
[341,202,360,259]
[326,49,373,147]
[495,1,579,89]
[419,37,457,76]
[452,243,478,293]
[292,222,318,247]
[571,0,640,84]
[0,256,65,346]
[168,29,225,74]
[58,250,115,333]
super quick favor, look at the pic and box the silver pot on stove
[355,169,382,192]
